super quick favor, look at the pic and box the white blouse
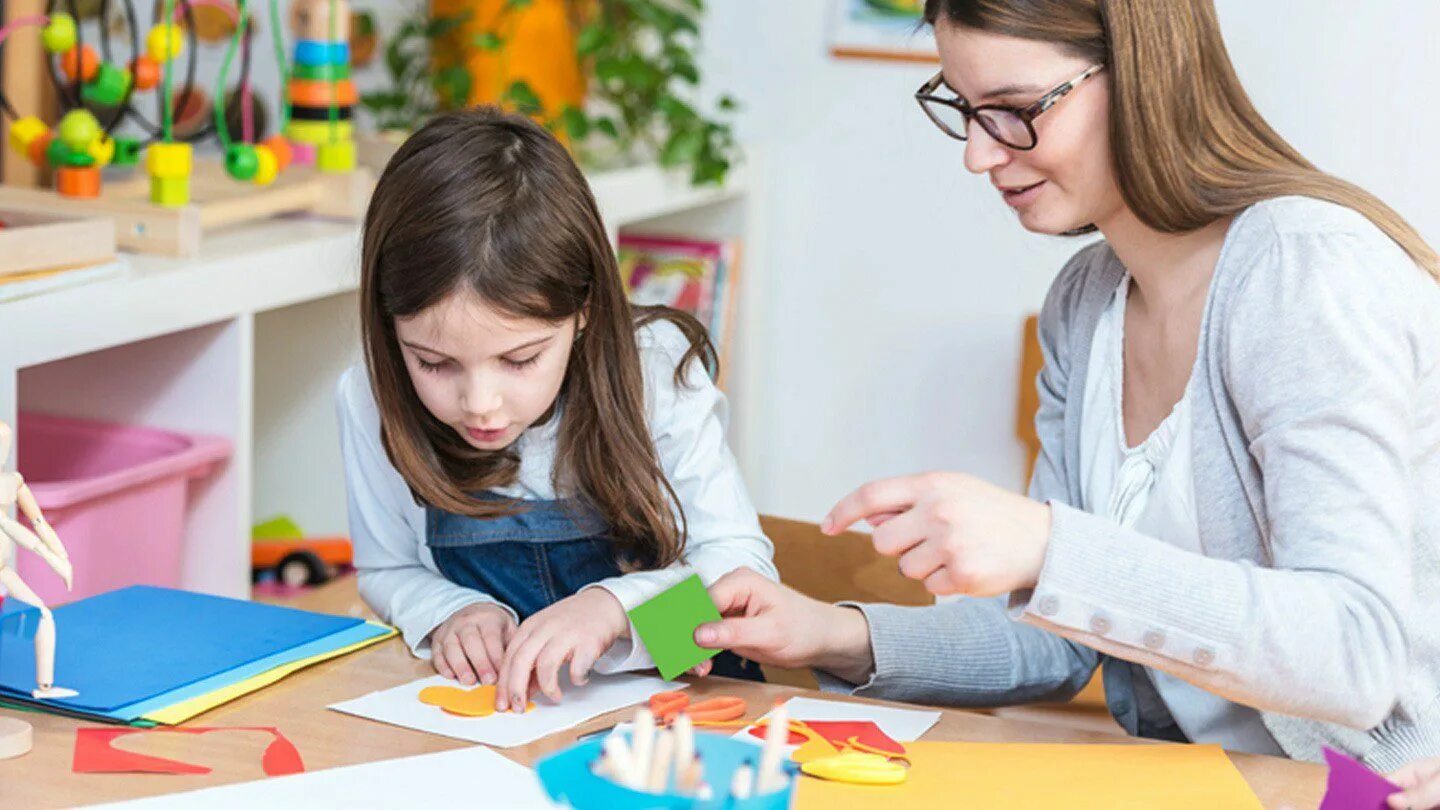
[1078,276,1283,756]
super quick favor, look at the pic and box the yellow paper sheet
[144,624,398,725]
[796,741,1263,809]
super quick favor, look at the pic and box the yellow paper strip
[143,624,397,725]
[795,741,1264,810]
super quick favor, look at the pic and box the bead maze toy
[0,0,371,257]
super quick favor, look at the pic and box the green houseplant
[360,0,738,185]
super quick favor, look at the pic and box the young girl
[337,107,776,712]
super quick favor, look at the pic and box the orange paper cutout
[648,690,747,725]
[418,684,534,717]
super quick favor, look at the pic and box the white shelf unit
[0,161,759,600]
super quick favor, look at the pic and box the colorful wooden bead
[316,139,355,173]
[41,12,77,54]
[58,109,100,152]
[146,141,192,179]
[292,40,348,68]
[150,175,190,207]
[286,78,357,107]
[223,143,259,181]
[284,119,353,144]
[27,131,54,166]
[86,134,116,167]
[82,62,133,106]
[260,134,293,171]
[289,140,317,166]
[60,44,99,83]
[112,137,142,167]
[130,55,161,91]
[46,137,93,168]
[290,61,350,81]
[56,165,102,198]
[147,23,184,62]
[252,144,279,185]
[8,116,47,155]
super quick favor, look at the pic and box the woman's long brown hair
[924,0,1439,279]
[359,106,715,569]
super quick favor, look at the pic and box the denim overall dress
[426,493,763,681]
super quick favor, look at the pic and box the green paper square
[627,574,722,681]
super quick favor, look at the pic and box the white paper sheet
[732,696,941,746]
[93,746,560,809]
[328,673,682,748]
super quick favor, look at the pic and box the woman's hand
[823,472,1053,597]
[429,602,517,686]
[496,588,628,711]
[1389,757,1440,809]
[693,568,876,684]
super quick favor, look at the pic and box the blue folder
[0,585,362,712]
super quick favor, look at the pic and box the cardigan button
[1037,595,1060,617]
[1143,630,1166,650]
[1089,614,1112,635]
[1193,647,1216,667]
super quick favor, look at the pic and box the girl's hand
[823,472,1053,597]
[496,588,628,711]
[694,568,875,684]
[1389,757,1440,809]
[429,602,517,686]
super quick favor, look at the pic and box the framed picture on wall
[827,0,937,63]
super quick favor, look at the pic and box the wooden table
[0,579,1326,808]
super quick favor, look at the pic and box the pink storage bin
[12,413,232,604]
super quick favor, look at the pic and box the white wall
[699,0,1440,521]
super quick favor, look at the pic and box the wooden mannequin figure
[0,421,76,701]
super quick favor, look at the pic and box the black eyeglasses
[915,64,1104,151]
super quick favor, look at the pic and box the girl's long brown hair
[924,0,1439,279]
[360,106,715,569]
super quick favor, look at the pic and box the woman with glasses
[690,0,1440,783]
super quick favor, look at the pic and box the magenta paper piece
[1320,747,1401,810]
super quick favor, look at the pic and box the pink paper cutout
[1320,747,1401,810]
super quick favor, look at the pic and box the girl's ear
[576,303,589,340]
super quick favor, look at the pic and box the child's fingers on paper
[535,642,570,703]
[822,475,923,535]
[569,640,602,688]
[480,627,508,683]
[431,644,456,680]
[443,635,480,685]
[689,659,713,677]
[500,630,549,711]
[458,625,496,684]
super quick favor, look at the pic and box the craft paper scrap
[418,683,534,716]
[748,719,905,754]
[330,673,683,748]
[1320,747,1401,810]
[88,745,558,809]
[73,727,304,777]
[735,697,940,748]
[626,574,722,680]
[795,741,1263,810]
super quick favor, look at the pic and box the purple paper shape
[1320,747,1401,810]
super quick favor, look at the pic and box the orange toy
[130,55,161,91]
[648,690,747,726]
[286,78,357,107]
[55,165,101,198]
[260,134,294,171]
[60,44,99,82]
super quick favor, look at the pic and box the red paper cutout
[747,719,906,754]
[73,726,305,776]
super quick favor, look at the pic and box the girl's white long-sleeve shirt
[336,320,778,674]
